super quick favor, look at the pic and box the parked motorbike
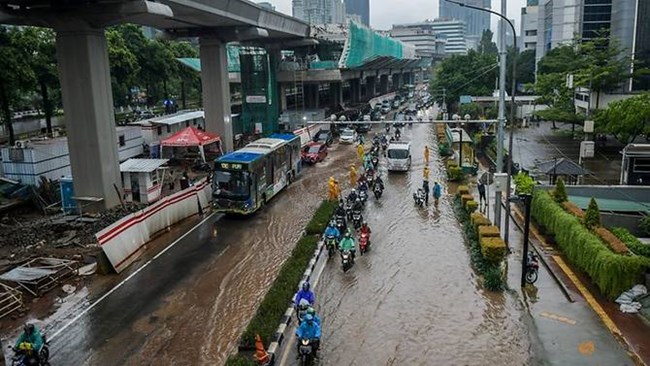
[341,250,354,272]
[325,235,337,258]
[525,252,540,284]
[413,188,425,207]
[359,232,370,255]
[352,210,363,229]
[298,338,316,366]
[373,184,383,199]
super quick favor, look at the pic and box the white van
[386,141,412,171]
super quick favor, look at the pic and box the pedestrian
[424,145,430,165]
[433,181,442,206]
[180,171,190,190]
[477,179,487,207]
[349,165,357,187]
[423,166,430,181]
[328,177,337,201]
[422,179,430,205]
[357,143,364,162]
[334,179,341,200]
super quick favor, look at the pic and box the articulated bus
[212,133,302,214]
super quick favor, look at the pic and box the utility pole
[495,0,507,231]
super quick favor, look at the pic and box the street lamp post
[445,0,518,242]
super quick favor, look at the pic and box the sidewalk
[471,178,648,365]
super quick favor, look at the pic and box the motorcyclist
[306,307,321,326]
[347,188,358,203]
[352,197,363,212]
[338,231,356,260]
[335,199,346,217]
[358,178,369,193]
[324,221,341,241]
[380,134,388,145]
[395,127,401,139]
[295,314,321,358]
[14,323,44,359]
[374,175,384,190]
[294,282,315,307]
[360,221,371,236]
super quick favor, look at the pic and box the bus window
[214,170,250,199]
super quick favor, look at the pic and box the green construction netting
[176,44,241,73]
[310,60,338,69]
[343,21,404,68]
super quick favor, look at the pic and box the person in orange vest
[424,145,430,165]
[349,165,357,187]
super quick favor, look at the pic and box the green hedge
[305,200,338,235]
[238,235,318,348]
[224,355,257,366]
[454,196,505,291]
[531,191,650,299]
[611,227,650,258]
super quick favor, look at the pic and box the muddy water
[301,121,532,365]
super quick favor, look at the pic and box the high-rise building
[293,0,346,24]
[535,0,582,63]
[581,0,612,40]
[394,20,467,55]
[345,0,369,26]
[390,24,448,59]
[439,0,490,38]
[521,3,539,51]
[611,0,650,91]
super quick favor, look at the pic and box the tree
[553,178,568,203]
[478,29,498,56]
[458,102,482,119]
[106,29,140,107]
[594,93,650,144]
[168,41,200,109]
[19,27,59,135]
[0,26,36,145]
[584,197,601,229]
[576,32,636,109]
[507,48,536,93]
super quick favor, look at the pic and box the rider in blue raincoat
[295,282,315,306]
[324,221,341,241]
[296,314,321,357]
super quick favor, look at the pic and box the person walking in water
[424,145,430,165]
[433,181,442,206]
[350,165,357,187]
[422,179,430,205]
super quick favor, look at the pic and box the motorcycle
[295,300,310,323]
[344,201,354,220]
[395,130,401,140]
[371,156,379,170]
[525,252,540,284]
[413,188,425,207]
[359,232,370,255]
[11,338,50,366]
[351,209,363,229]
[298,338,316,366]
[381,141,388,156]
[335,214,347,235]
[325,235,337,258]
[341,250,354,272]
[358,190,368,205]
[373,184,383,199]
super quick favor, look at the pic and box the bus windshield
[387,149,409,159]
[214,170,250,199]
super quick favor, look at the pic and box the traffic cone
[254,334,270,365]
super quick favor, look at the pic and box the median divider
[226,200,337,366]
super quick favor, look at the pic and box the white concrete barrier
[97,177,212,273]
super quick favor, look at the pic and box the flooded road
[284,118,533,365]
[42,137,358,365]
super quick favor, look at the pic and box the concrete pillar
[330,82,343,107]
[366,77,376,98]
[392,74,401,90]
[279,83,288,112]
[350,79,361,103]
[55,26,121,209]
[199,36,233,152]
[402,72,409,86]
[379,75,389,95]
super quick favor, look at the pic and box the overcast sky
[269,0,526,34]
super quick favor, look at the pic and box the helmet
[304,314,314,322]
[307,307,316,316]
[302,282,310,291]
[356,198,361,203]
[329,220,336,227]
[24,323,34,336]
[351,188,356,193]
[362,221,368,227]
[345,231,352,237]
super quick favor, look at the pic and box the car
[391,100,400,109]
[356,123,371,134]
[370,108,382,121]
[301,142,328,164]
[381,105,391,114]
[339,128,357,144]
[313,129,333,146]
[394,113,406,127]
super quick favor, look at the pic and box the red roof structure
[160,127,220,147]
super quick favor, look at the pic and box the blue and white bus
[212,133,302,214]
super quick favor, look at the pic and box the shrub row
[305,200,338,235]
[531,190,650,299]
[454,196,505,291]
[611,227,650,258]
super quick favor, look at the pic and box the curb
[266,237,325,365]
[506,202,574,302]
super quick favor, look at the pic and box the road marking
[539,311,577,325]
[49,210,219,341]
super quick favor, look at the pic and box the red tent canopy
[160,127,221,147]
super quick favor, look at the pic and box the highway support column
[200,35,233,152]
